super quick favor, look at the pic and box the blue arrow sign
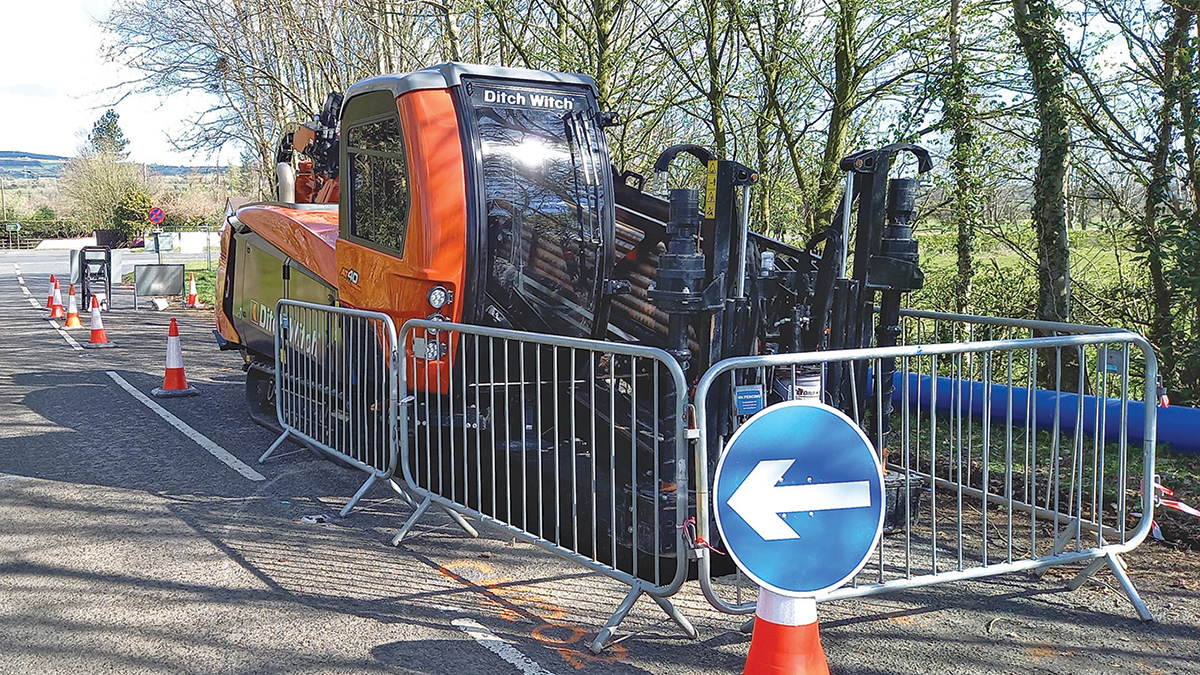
[713,400,885,597]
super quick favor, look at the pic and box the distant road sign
[713,400,885,597]
[5,222,19,232]
[147,207,165,224]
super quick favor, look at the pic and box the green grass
[905,412,1200,548]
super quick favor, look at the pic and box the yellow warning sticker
[704,160,718,219]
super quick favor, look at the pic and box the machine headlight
[427,285,452,309]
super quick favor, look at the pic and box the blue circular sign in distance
[148,208,165,224]
[713,400,885,597]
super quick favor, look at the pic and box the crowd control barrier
[394,318,695,653]
[693,316,1158,622]
[262,300,475,530]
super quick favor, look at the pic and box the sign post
[713,400,885,674]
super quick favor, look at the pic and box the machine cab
[334,63,616,341]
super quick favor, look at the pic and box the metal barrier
[394,318,695,653]
[262,300,425,518]
[693,314,1158,622]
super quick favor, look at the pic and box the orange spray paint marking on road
[439,559,628,670]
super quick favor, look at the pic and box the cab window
[347,114,410,254]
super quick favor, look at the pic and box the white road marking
[106,371,266,482]
[452,618,557,675]
[47,319,84,351]
[12,269,84,350]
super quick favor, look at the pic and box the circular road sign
[147,207,165,224]
[713,400,885,597]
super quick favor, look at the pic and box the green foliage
[59,152,154,234]
[113,188,155,237]
[6,220,92,239]
[31,206,55,221]
[911,262,1038,318]
[89,109,129,158]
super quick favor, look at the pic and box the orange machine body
[335,88,469,389]
[217,63,610,395]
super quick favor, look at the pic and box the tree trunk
[1140,4,1192,374]
[1013,0,1071,325]
[702,0,728,158]
[1181,8,1200,340]
[592,0,623,111]
[944,0,980,314]
[812,0,860,234]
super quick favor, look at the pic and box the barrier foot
[440,507,479,538]
[1034,518,1082,578]
[392,494,433,546]
[1103,552,1153,621]
[340,472,379,517]
[590,584,644,654]
[388,479,418,508]
[1066,557,1108,591]
[650,593,698,640]
[260,430,292,463]
[739,616,755,634]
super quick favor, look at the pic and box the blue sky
[0,0,229,166]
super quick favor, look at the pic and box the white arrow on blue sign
[713,400,885,597]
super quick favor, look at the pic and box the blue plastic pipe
[891,372,1199,454]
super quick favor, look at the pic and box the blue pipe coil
[891,372,1200,454]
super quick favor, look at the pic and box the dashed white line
[106,371,266,482]
[47,319,84,351]
[12,267,83,350]
[452,618,557,675]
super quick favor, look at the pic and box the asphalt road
[2,249,1198,674]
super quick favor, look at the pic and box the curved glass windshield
[468,81,608,338]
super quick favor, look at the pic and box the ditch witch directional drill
[215,63,933,580]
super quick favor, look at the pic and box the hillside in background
[0,151,225,178]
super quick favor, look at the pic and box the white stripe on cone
[161,318,189,390]
[49,281,64,319]
[64,285,82,328]
[186,274,199,308]
[88,296,108,344]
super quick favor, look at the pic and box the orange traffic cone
[743,591,830,675]
[45,274,57,308]
[186,273,199,308]
[49,280,65,319]
[152,318,198,397]
[82,296,115,349]
[64,284,83,328]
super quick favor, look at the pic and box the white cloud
[0,0,231,166]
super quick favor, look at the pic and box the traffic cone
[152,318,198,397]
[186,274,200,308]
[49,280,64,319]
[743,591,830,675]
[64,284,83,328]
[82,296,115,349]
[45,274,56,308]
